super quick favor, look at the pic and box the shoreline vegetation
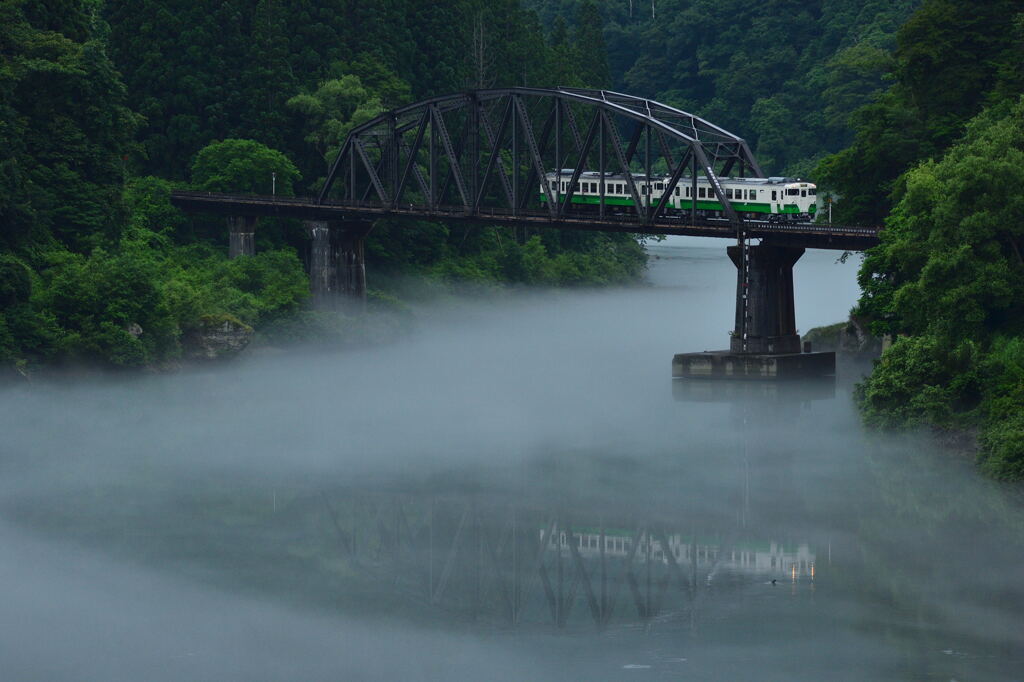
[811,0,1024,481]
[2,2,1023,481]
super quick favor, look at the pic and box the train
[540,171,818,222]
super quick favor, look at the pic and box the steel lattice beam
[317,87,764,234]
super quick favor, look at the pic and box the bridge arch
[318,87,764,226]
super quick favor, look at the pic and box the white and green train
[541,171,818,221]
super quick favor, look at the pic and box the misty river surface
[3,238,1024,681]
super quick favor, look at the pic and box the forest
[1,1,1023,475]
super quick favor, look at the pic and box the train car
[540,171,817,222]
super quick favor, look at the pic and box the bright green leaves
[191,139,301,197]
[854,100,1024,479]
[428,230,646,287]
[816,0,1024,224]
[857,100,1024,342]
[42,243,173,365]
[857,335,982,429]
[287,75,383,169]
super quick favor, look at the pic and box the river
[1,238,1022,680]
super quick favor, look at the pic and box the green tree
[1,0,137,251]
[190,139,300,196]
[854,100,1024,479]
[817,0,1024,223]
[287,75,383,172]
[856,100,1024,342]
[574,0,610,88]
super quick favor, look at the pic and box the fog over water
[2,237,1023,680]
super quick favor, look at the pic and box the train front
[783,181,817,222]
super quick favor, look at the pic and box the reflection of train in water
[540,527,815,579]
[540,171,819,222]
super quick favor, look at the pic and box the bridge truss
[319,87,764,227]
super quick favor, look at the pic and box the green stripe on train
[539,194,799,214]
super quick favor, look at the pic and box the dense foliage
[816,0,1024,225]
[528,0,920,175]
[4,0,1023,486]
[0,0,647,372]
[854,99,1024,479]
[837,0,1024,480]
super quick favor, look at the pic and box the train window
[801,190,806,197]
[575,182,581,193]
[771,190,777,200]
[674,187,680,196]
[656,182,664,190]
[808,188,817,196]
[786,188,799,196]
[699,187,706,198]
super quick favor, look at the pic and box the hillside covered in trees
[3,0,1024,483]
[0,0,645,371]
[831,1,1024,480]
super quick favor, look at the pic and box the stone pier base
[672,350,835,380]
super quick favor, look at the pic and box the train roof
[545,171,812,185]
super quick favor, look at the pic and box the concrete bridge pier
[337,222,371,300]
[728,243,803,355]
[306,220,337,308]
[227,216,257,258]
[303,220,371,307]
[673,241,835,380]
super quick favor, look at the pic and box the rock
[803,315,882,359]
[183,315,254,361]
[838,315,882,356]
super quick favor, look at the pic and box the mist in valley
[2,238,1023,680]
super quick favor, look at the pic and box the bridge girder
[318,88,764,229]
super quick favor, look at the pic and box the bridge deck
[170,190,879,251]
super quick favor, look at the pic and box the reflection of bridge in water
[547,527,814,579]
[322,492,816,630]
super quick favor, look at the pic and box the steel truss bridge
[171,87,878,252]
[171,88,880,353]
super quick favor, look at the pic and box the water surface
[2,238,1022,681]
